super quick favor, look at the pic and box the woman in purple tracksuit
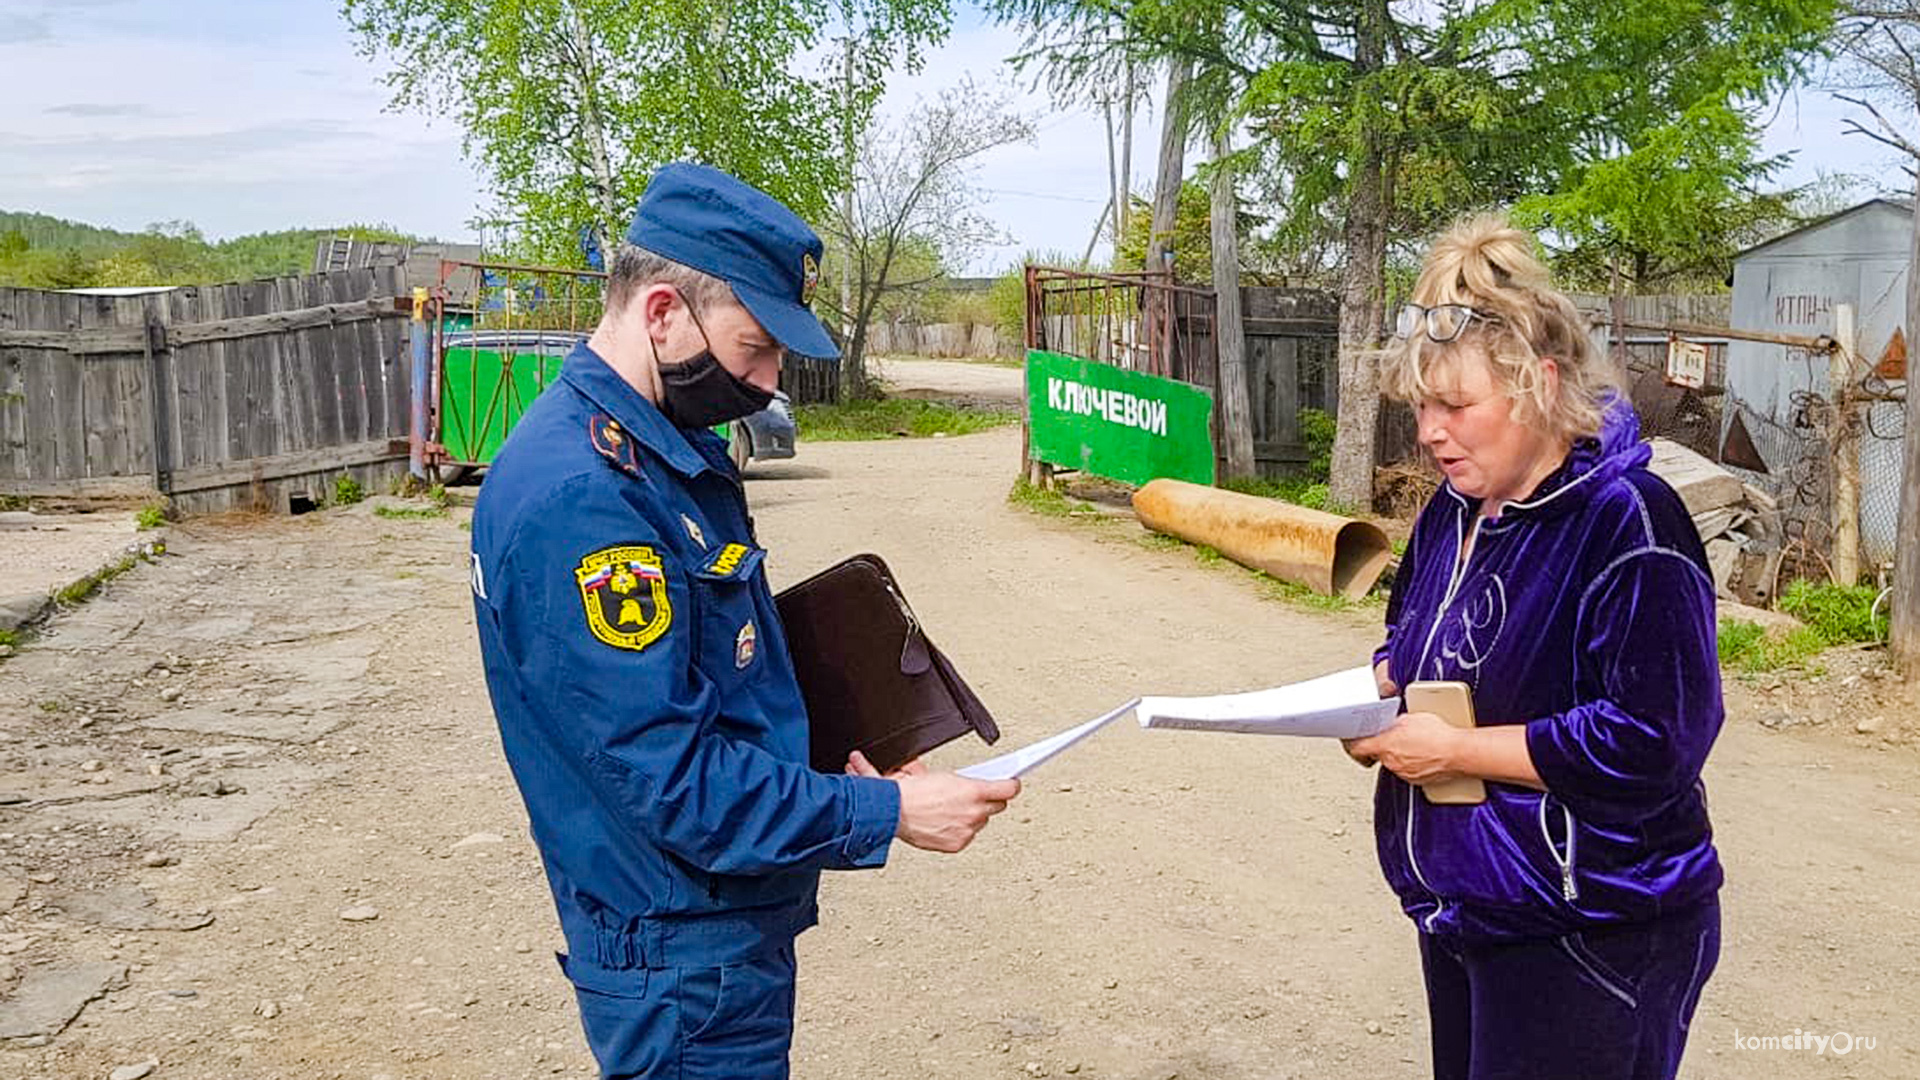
[1346,216,1724,1080]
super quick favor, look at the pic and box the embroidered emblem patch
[735,620,758,669]
[702,542,752,579]
[589,415,641,476]
[800,252,820,306]
[574,545,671,652]
[681,513,707,550]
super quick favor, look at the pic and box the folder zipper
[877,573,923,668]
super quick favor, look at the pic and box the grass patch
[1776,581,1886,645]
[135,503,168,530]
[795,398,1018,441]
[54,552,141,607]
[0,629,18,649]
[1008,479,1382,614]
[1255,571,1372,612]
[373,505,448,521]
[1220,475,1346,515]
[332,474,365,507]
[1007,479,1106,519]
[1717,618,1829,674]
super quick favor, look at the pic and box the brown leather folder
[775,553,1000,775]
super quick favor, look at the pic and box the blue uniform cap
[625,163,838,360]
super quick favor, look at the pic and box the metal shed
[1726,198,1910,571]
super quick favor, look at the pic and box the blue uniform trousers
[563,944,798,1080]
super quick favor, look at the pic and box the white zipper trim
[1539,794,1580,902]
[1407,507,1483,933]
[1555,936,1638,1009]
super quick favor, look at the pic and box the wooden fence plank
[381,268,410,439]
[164,288,200,473]
[166,437,408,494]
[0,297,405,353]
[221,284,253,462]
[355,269,388,440]
[245,280,284,459]
[301,273,341,451]
[0,474,158,499]
[0,290,26,480]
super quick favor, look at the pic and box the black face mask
[652,296,776,428]
[657,348,775,428]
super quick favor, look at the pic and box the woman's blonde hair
[1379,214,1615,443]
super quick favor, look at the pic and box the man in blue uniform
[469,163,1022,1079]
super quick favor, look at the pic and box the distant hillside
[0,211,430,290]
[0,210,137,256]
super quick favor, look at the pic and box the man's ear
[633,283,681,343]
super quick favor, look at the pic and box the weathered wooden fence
[0,267,414,514]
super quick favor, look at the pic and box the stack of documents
[953,666,1399,780]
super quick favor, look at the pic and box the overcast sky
[0,0,1905,275]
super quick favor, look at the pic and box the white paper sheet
[955,699,1141,781]
[1135,665,1399,739]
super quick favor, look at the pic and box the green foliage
[1776,581,1887,645]
[1007,478,1084,517]
[1221,474,1338,513]
[332,474,365,507]
[1113,185,1214,282]
[344,0,953,264]
[55,553,140,607]
[927,286,996,326]
[0,629,18,649]
[0,210,424,288]
[135,504,168,531]
[1254,569,1374,612]
[374,504,449,520]
[1718,619,1828,674]
[1513,104,1799,292]
[987,263,1028,341]
[794,399,1019,440]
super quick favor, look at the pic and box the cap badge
[801,252,820,306]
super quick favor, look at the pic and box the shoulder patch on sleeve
[575,544,672,651]
[589,414,643,477]
[695,542,764,582]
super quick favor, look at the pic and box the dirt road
[2,374,1916,1079]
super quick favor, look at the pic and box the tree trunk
[1145,58,1191,275]
[838,38,861,402]
[1210,127,1255,480]
[1326,0,1389,514]
[1118,60,1135,250]
[1104,98,1122,252]
[566,6,620,243]
[1890,168,1920,676]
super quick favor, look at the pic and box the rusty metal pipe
[1132,478,1393,600]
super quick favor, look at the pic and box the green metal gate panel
[1025,349,1216,487]
[438,332,578,465]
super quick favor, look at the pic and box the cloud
[0,120,394,194]
[44,102,158,118]
[0,14,51,43]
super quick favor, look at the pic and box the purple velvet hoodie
[1372,399,1724,943]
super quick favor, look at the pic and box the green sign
[1025,349,1215,487]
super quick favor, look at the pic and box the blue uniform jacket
[470,343,900,974]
